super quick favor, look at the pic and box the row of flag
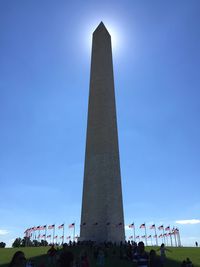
[25,223,75,233]
[127,223,181,247]
[129,223,177,231]
[24,222,181,247]
[128,233,177,239]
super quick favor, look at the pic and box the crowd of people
[8,241,194,267]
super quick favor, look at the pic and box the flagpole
[53,225,55,244]
[73,222,76,241]
[154,227,158,246]
[174,231,177,247]
[144,224,147,246]
[162,227,165,245]
[166,234,168,246]
[133,225,136,242]
[169,227,173,247]
[45,226,47,242]
[63,223,65,244]
[177,229,181,247]
[38,229,40,243]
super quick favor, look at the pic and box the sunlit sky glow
[82,17,125,56]
[0,0,200,247]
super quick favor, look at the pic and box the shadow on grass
[0,253,47,267]
[0,250,185,267]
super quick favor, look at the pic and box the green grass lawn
[0,246,199,267]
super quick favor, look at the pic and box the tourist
[157,243,171,265]
[195,241,198,247]
[181,260,187,267]
[9,251,26,267]
[149,250,162,267]
[59,250,74,267]
[133,241,149,267]
[96,249,105,266]
[80,252,90,267]
[47,245,57,266]
[185,258,193,267]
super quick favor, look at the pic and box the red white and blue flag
[150,224,155,229]
[69,223,75,228]
[58,224,64,229]
[48,224,55,229]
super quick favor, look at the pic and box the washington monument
[80,22,125,243]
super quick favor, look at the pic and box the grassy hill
[0,246,199,267]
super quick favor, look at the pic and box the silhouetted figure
[186,258,193,267]
[181,260,187,267]
[81,252,90,267]
[47,245,57,266]
[133,241,149,267]
[96,249,105,266]
[26,260,35,267]
[149,250,162,267]
[157,243,171,265]
[195,241,198,247]
[9,251,26,267]
[59,250,74,267]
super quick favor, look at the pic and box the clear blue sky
[0,0,200,247]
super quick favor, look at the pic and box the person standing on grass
[47,244,57,266]
[149,250,162,267]
[9,251,26,267]
[96,249,105,266]
[133,241,149,267]
[59,250,74,267]
[157,243,171,265]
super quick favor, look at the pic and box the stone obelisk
[80,22,125,243]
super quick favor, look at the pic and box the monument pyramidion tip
[93,21,111,36]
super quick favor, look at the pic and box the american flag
[41,234,46,238]
[40,225,46,230]
[36,226,41,230]
[136,236,140,239]
[69,223,75,228]
[58,224,64,229]
[158,225,164,230]
[150,224,155,229]
[48,224,55,229]
[165,226,170,231]
[66,236,71,239]
[60,236,64,239]
[47,235,51,238]
[129,236,133,239]
[148,235,151,238]
[129,223,134,228]
[54,235,58,239]
[141,235,146,238]
[140,223,145,228]
[159,234,163,238]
